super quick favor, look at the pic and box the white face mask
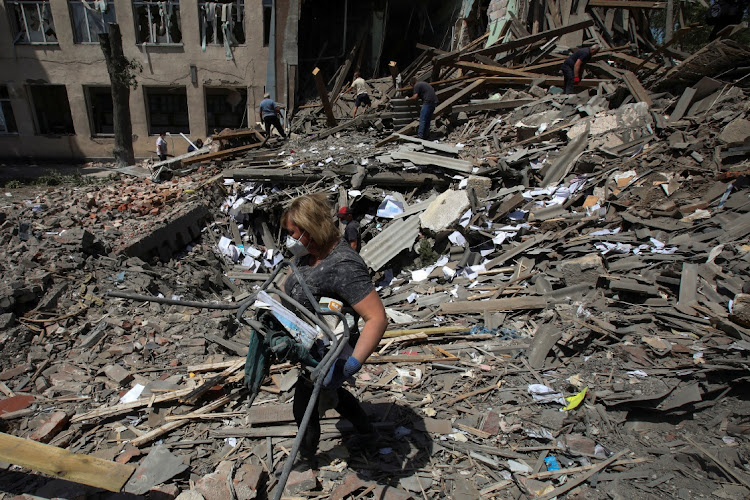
[285,230,309,258]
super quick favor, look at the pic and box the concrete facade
[0,0,293,161]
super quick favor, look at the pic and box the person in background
[156,132,168,161]
[346,71,371,118]
[561,44,600,94]
[408,77,439,140]
[336,206,361,253]
[187,138,204,153]
[281,193,387,466]
[259,92,287,144]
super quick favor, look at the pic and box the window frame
[198,0,246,47]
[0,86,19,135]
[68,0,117,44]
[205,87,248,132]
[144,86,190,136]
[28,84,76,136]
[262,0,271,47]
[132,0,182,46]
[84,86,115,137]
[7,0,58,45]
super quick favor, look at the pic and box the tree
[99,23,141,167]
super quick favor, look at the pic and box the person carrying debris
[336,206,361,253]
[561,44,600,94]
[408,77,439,140]
[187,138,203,153]
[346,71,371,118]
[259,92,287,144]
[281,193,387,465]
[156,131,168,161]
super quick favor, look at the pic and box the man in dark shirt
[337,206,361,253]
[561,45,599,94]
[408,77,439,140]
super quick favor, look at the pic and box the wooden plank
[452,61,541,79]
[313,67,337,127]
[182,142,263,165]
[451,98,535,114]
[468,19,594,59]
[130,394,233,447]
[440,295,547,315]
[669,87,697,123]
[0,432,135,492]
[622,70,653,107]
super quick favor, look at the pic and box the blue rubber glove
[323,356,362,389]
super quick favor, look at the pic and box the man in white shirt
[156,132,168,161]
[347,72,371,118]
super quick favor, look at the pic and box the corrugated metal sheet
[360,215,421,271]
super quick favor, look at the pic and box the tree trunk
[99,23,135,167]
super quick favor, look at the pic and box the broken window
[206,87,247,131]
[7,1,58,44]
[262,0,271,47]
[133,0,182,44]
[0,86,19,134]
[199,1,245,48]
[145,87,189,135]
[69,1,117,44]
[85,86,114,135]
[29,85,75,135]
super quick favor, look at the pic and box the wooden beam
[622,70,653,107]
[451,61,542,79]
[587,0,665,7]
[312,67,337,127]
[468,19,594,59]
[440,295,547,314]
[0,432,135,492]
[182,142,263,165]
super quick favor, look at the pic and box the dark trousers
[263,115,286,140]
[562,63,575,94]
[293,376,371,459]
[418,102,436,139]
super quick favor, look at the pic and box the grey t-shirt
[414,81,438,104]
[284,239,373,313]
[259,98,277,118]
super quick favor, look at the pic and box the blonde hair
[282,193,340,249]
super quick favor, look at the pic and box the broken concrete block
[56,228,97,253]
[174,491,205,500]
[233,463,264,500]
[195,460,234,500]
[719,118,750,146]
[30,411,70,443]
[467,175,492,200]
[149,483,181,500]
[730,293,750,328]
[558,254,605,287]
[0,312,16,329]
[420,190,470,233]
[125,445,189,495]
[103,364,133,386]
[0,394,34,416]
[284,468,317,495]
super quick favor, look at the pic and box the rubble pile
[2,9,750,500]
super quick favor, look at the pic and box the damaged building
[2,0,750,499]
[0,0,466,161]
